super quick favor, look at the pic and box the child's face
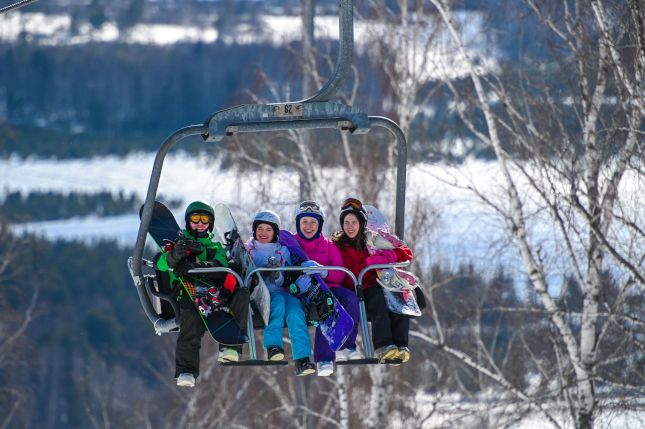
[342,213,360,239]
[299,216,319,239]
[189,216,210,234]
[255,223,275,244]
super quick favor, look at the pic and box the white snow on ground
[1,153,500,250]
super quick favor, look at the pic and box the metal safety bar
[244,265,356,360]
[244,262,410,361]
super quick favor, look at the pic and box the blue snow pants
[264,289,311,360]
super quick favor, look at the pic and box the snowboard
[140,201,248,345]
[364,206,422,317]
[365,229,420,291]
[278,230,354,351]
[364,204,389,232]
[213,203,271,326]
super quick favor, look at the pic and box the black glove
[178,238,203,256]
[166,242,189,268]
[173,259,195,277]
[249,275,259,293]
[192,260,217,269]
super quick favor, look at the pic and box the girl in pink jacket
[293,200,362,377]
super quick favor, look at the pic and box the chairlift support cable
[130,0,409,364]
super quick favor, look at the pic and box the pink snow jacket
[294,232,348,290]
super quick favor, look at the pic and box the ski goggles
[340,197,367,221]
[189,214,211,224]
[297,200,323,217]
[341,197,364,212]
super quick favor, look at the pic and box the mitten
[222,273,237,293]
[393,246,413,262]
[301,260,328,278]
[365,249,397,266]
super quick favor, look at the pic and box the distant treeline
[0,190,177,222]
[0,42,293,136]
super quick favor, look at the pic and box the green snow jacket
[155,229,229,297]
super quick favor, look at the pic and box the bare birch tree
[413,0,645,427]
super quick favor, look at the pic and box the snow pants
[313,287,360,362]
[264,290,311,360]
[364,287,409,350]
[175,287,250,378]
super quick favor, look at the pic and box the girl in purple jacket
[293,200,362,376]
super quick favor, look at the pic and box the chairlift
[129,0,410,367]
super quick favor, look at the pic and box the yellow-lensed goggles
[189,214,211,224]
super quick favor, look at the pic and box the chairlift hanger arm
[203,102,370,142]
[300,0,354,102]
[0,0,38,14]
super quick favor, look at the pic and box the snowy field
[2,152,642,292]
[0,153,518,266]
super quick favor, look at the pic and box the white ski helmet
[253,210,281,242]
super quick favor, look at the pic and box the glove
[249,275,260,292]
[393,246,413,261]
[366,249,397,266]
[223,273,237,293]
[173,259,195,277]
[265,256,281,282]
[192,260,217,270]
[166,242,189,268]
[301,260,328,278]
[176,238,203,256]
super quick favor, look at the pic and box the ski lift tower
[131,0,409,360]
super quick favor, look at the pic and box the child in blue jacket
[245,210,315,376]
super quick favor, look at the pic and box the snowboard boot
[336,347,362,362]
[398,347,411,363]
[218,346,240,363]
[374,345,399,362]
[316,361,334,376]
[347,348,363,360]
[335,348,349,362]
[294,358,316,376]
[267,346,285,361]
[176,373,195,388]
